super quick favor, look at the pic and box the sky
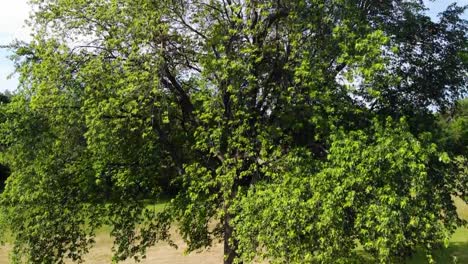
[0,0,467,92]
[0,0,30,93]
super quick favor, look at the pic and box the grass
[406,197,468,264]
[406,228,468,264]
[93,199,169,235]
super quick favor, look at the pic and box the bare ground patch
[0,233,223,264]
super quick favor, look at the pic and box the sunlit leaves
[0,0,466,263]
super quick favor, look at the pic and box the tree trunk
[224,210,239,264]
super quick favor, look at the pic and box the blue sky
[0,0,30,93]
[0,0,467,92]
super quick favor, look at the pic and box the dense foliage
[438,98,468,156]
[438,98,468,203]
[0,0,467,263]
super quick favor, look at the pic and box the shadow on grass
[406,242,468,264]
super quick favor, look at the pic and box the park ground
[0,198,467,263]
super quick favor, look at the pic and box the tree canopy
[0,0,467,263]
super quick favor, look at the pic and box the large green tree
[0,0,467,263]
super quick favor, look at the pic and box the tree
[0,0,467,263]
[438,98,468,156]
[437,98,468,203]
[0,92,11,192]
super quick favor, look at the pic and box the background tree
[0,91,11,192]
[0,0,466,263]
[438,98,468,156]
[437,98,468,203]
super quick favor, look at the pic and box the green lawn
[406,228,468,264]
[407,197,468,264]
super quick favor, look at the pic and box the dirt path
[0,245,10,264]
[83,233,223,264]
[0,234,223,264]
[1,198,466,263]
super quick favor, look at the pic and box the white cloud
[0,0,31,45]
